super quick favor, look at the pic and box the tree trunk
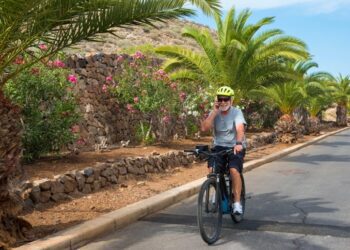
[274,114,303,143]
[0,90,32,249]
[336,104,348,127]
[307,116,321,135]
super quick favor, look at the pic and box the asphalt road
[80,129,350,250]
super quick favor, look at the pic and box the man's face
[217,95,231,111]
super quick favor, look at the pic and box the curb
[15,127,350,250]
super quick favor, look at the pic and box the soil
[16,129,338,247]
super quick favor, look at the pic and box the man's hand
[213,100,220,114]
[233,144,243,155]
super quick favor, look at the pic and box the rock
[101,168,113,178]
[127,165,139,175]
[86,176,95,184]
[93,180,101,191]
[23,198,34,210]
[99,176,107,187]
[40,191,51,203]
[82,167,94,177]
[62,176,77,193]
[29,186,41,203]
[51,193,69,202]
[76,175,86,191]
[118,166,127,175]
[109,175,118,184]
[82,184,92,194]
[35,179,52,191]
[51,181,65,194]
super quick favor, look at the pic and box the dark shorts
[208,146,245,173]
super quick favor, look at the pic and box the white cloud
[221,0,350,13]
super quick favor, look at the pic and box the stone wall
[66,54,141,148]
[66,53,188,149]
[23,151,196,205]
[21,132,275,206]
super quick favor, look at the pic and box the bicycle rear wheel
[231,173,246,223]
[197,178,222,244]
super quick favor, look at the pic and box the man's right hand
[213,100,220,114]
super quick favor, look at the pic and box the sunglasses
[217,97,231,102]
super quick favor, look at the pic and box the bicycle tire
[231,173,246,223]
[197,178,222,244]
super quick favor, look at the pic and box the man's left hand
[233,144,243,154]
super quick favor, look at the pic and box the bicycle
[185,145,246,245]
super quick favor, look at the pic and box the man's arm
[201,111,218,132]
[201,100,220,132]
[235,123,245,142]
[234,123,245,154]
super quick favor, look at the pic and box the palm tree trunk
[0,90,31,249]
[336,104,348,126]
[274,114,303,143]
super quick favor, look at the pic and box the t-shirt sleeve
[235,109,247,125]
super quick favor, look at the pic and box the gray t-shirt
[212,107,247,148]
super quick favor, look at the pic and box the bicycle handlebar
[184,148,233,158]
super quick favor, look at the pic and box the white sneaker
[233,202,243,214]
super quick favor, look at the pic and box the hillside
[64,18,216,55]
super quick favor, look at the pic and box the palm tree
[292,60,333,133]
[327,75,350,126]
[156,6,309,102]
[251,82,304,143]
[0,0,220,248]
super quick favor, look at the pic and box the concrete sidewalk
[15,127,350,250]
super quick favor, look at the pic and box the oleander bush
[4,60,80,162]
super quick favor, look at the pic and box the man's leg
[229,168,241,202]
[228,150,245,214]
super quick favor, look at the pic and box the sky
[186,0,350,76]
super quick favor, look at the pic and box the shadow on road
[88,192,343,250]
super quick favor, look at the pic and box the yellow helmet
[216,86,234,97]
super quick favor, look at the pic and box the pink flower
[156,69,166,76]
[38,43,48,51]
[153,69,168,80]
[133,51,144,60]
[162,116,171,124]
[179,92,187,102]
[76,137,86,145]
[106,76,113,82]
[31,67,40,75]
[14,56,25,65]
[116,55,124,62]
[70,125,80,133]
[133,96,139,104]
[102,84,108,92]
[53,59,65,68]
[170,83,177,90]
[126,103,136,113]
[67,74,77,84]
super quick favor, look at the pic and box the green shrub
[135,121,156,145]
[5,61,80,162]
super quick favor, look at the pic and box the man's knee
[230,167,240,176]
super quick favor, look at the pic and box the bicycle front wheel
[197,177,222,244]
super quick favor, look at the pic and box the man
[201,86,246,215]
